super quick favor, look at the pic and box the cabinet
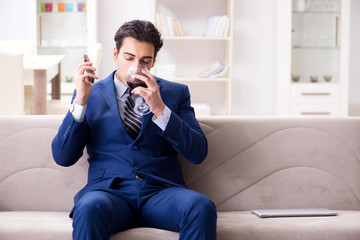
[35,0,97,86]
[276,0,350,116]
[151,0,234,115]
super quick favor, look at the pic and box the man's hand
[131,70,165,117]
[74,61,98,106]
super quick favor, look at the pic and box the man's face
[113,36,156,84]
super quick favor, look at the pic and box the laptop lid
[251,208,337,218]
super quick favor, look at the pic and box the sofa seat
[0,211,72,240]
[216,210,360,240]
[0,211,179,240]
[2,210,360,240]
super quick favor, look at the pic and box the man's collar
[113,71,128,97]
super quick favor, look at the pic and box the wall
[0,0,36,44]
[232,0,277,115]
[1,0,358,116]
[349,0,360,104]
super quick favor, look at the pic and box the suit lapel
[99,71,122,124]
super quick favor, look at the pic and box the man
[52,20,217,240]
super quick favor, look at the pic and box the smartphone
[83,54,95,83]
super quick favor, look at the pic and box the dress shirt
[70,72,171,131]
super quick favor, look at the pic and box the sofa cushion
[217,210,360,240]
[0,116,88,212]
[0,211,179,240]
[0,211,72,240]
[2,210,360,240]
[180,117,360,211]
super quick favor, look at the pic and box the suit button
[134,167,139,171]
[132,146,138,150]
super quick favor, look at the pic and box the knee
[71,192,114,239]
[177,192,217,236]
[182,192,217,220]
[73,192,113,222]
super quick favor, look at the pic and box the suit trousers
[72,178,217,240]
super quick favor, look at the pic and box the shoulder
[91,71,116,91]
[156,76,188,91]
[156,76,191,105]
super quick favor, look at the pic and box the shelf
[166,76,230,82]
[291,82,339,85]
[292,46,340,50]
[292,10,341,14]
[37,11,86,14]
[38,45,87,49]
[163,36,231,41]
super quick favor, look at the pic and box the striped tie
[124,93,142,140]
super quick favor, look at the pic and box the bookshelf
[151,0,234,116]
[35,0,98,83]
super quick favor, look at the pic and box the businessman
[52,20,217,240]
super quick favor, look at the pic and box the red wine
[126,74,147,90]
[126,66,149,90]
[127,79,147,90]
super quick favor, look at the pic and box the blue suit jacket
[52,71,208,204]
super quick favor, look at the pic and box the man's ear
[113,47,118,62]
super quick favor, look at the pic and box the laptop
[251,208,337,218]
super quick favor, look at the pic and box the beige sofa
[1,115,360,240]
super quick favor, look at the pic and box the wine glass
[126,65,151,115]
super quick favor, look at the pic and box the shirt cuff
[70,103,87,123]
[152,105,171,131]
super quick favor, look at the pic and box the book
[155,12,167,36]
[222,16,230,37]
[155,12,184,37]
[203,15,230,37]
[199,61,227,78]
[155,64,177,79]
[174,20,184,36]
[166,15,175,37]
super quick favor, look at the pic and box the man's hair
[114,20,163,58]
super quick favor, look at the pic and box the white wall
[349,0,360,104]
[232,0,277,115]
[0,0,36,44]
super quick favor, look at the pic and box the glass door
[291,0,341,84]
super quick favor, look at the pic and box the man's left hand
[131,70,165,117]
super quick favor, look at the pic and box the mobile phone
[83,54,95,83]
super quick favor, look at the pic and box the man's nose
[134,61,145,69]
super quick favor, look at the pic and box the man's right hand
[74,61,98,106]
